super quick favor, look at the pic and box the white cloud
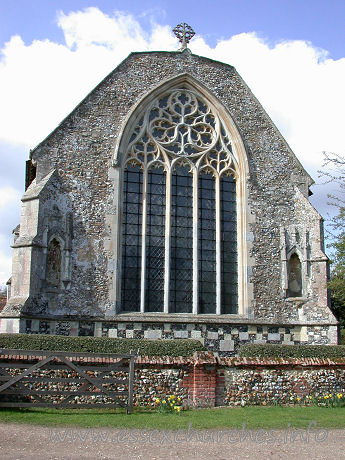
[0,187,21,284]
[0,8,343,164]
[0,233,13,285]
[0,8,176,149]
[0,187,21,210]
[0,7,344,283]
[191,33,345,168]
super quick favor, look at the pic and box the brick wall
[1,351,345,407]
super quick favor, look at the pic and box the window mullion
[140,167,147,313]
[163,168,171,313]
[215,174,221,315]
[192,170,198,314]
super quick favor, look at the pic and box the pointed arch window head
[125,88,238,175]
[119,84,248,316]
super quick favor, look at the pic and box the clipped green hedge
[239,343,345,359]
[0,334,206,357]
[341,328,345,345]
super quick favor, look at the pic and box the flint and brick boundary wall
[1,351,345,407]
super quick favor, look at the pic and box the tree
[320,152,345,327]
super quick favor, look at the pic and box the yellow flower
[177,397,181,402]
[155,398,160,404]
[172,400,176,404]
[162,400,166,404]
[309,396,312,400]
[329,394,333,398]
[297,397,300,401]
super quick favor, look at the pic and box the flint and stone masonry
[0,49,338,352]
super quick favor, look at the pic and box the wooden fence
[0,349,136,413]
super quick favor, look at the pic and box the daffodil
[162,400,166,404]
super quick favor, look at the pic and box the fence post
[127,354,135,414]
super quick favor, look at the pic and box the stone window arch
[113,76,250,315]
[287,252,302,298]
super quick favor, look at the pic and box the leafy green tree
[320,152,345,327]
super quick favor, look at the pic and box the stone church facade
[0,49,338,353]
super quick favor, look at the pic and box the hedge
[239,343,345,359]
[0,334,206,357]
[341,328,345,346]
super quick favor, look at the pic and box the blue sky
[2,1,345,58]
[0,0,345,284]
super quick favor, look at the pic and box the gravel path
[0,423,344,459]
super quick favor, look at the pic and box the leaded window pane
[198,171,216,313]
[121,164,142,312]
[221,174,238,314]
[145,167,166,312]
[170,165,193,313]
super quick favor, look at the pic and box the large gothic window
[120,88,240,314]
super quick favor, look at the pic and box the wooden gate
[0,349,136,413]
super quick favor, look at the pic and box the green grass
[0,406,344,430]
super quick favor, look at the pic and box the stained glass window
[198,171,216,313]
[121,164,142,312]
[170,165,193,313]
[145,166,166,312]
[120,88,241,314]
[221,174,237,313]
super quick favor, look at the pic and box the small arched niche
[46,238,62,287]
[287,253,302,297]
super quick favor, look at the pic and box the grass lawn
[0,406,344,430]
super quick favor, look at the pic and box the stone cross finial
[173,23,195,50]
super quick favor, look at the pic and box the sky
[0,0,345,285]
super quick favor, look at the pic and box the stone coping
[0,313,338,327]
[1,351,345,367]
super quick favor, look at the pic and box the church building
[0,25,338,353]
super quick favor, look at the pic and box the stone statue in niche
[46,239,61,287]
[287,253,302,297]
